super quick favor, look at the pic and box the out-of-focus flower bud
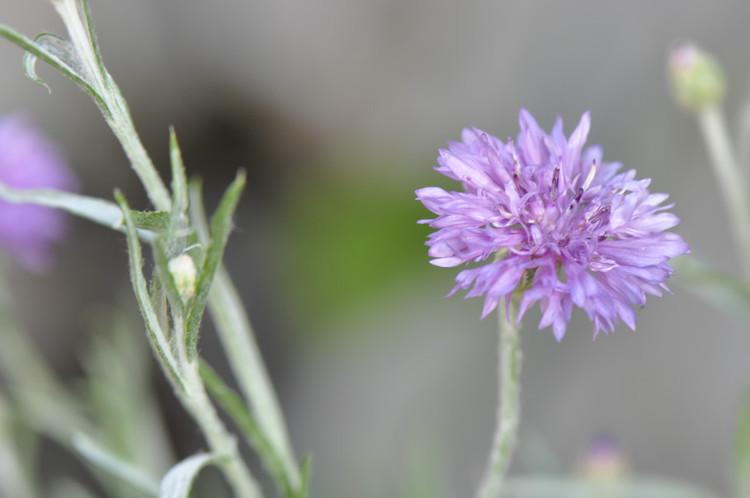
[669,42,726,111]
[578,434,628,481]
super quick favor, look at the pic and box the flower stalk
[474,299,521,498]
[696,105,750,278]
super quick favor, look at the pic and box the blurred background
[2,1,750,496]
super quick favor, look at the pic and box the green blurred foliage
[278,164,436,337]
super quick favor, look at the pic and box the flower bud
[578,435,627,481]
[168,254,197,304]
[669,42,726,111]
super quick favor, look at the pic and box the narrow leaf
[115,191,182,388]
[736,395,750,498]
[0,24,108,113]
[157,129,196,311]
[130,210,170,233]
[188,179,210,244]
[25,33,88,89]
[22,35,58,92]
[153,237,186,315]
[0,181,158,241]
[149,269,170,337]
[169,128,190,222]
[187,179,209,270]
[200,359,293,496]
[185,171,247,358]
[81,0,106,72]
[159,453,217,498]
[71,433,159,497]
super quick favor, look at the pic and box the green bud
[168,254,197,304]
[669,42,726,111]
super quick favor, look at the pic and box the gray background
[2,1,750,497]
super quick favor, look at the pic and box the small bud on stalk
[669,41,726,111]
[168,253,197,304]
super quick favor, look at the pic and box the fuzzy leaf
[187,179,209,268]
[169,128,190,223]
[23,33,86,92]
[159,453,217,498]
[71,433,159,497]
[0,181,159,241]
[151,128,196,315]
[115,191,182,387]
[153,237,186,315]
[130,210,170,233]
[0,24,108,112]
[81,0,105,70]
[149,268,170,335]
[200,360,292,496]
[188,179,210,243]
[185,171,246,358]
[21,35,55,92]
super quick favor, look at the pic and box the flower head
[0,117,78,272]
[416,110,689,340]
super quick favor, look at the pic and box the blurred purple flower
[0,117,78,272]
[579,434,627,480]
[416,110,689,340]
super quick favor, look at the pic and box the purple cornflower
[0,117,77,272]
[416,110,689,340]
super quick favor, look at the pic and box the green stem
[474,301,521,498]
[179,361,264,498]
[697,105,750,278]
[105,94,172,212]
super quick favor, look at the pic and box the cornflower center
[504,159,612,265]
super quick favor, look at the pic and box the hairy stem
[170,313,262,498]
[179,362,264,498]
[105,94,172,212]
[474,301,521,498]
